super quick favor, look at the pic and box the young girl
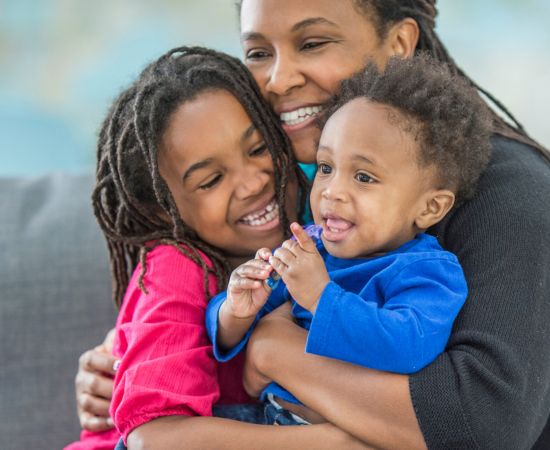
[66,46,368,450]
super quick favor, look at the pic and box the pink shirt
[65,244,250,449]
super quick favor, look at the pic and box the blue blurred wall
[1,0,549,176]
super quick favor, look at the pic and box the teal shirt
[298,163,316,223]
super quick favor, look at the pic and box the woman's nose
[265,53,306,97]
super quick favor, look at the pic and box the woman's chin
[290,134,319,164]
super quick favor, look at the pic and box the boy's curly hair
[93,46,307,307]
[319,53,493,203]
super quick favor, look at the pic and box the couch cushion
[0,172,116,450]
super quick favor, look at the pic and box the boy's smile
[311,98,442,259]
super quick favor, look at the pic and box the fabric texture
[207,232,467,405]
[409,136,550,449]
[112,245,250,441]
[0,173,115,450]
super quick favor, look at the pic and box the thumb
[290,222,317,253]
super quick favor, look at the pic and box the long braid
[93,46,306,308]
[361,0,549,159]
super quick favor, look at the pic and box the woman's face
[240,0,398,163]
[159,89,297,268]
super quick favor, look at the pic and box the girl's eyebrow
[183,158,213,181]
[182,124,256,182]
[241,123,257,144]
[241,17,338,42]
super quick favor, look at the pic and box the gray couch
[0,173,116,450]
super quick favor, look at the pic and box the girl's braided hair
[93,46,307,308]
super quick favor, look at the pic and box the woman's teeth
[240,200,279,226]
[280,106,323,126]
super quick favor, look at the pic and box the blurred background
[1,0,549,176]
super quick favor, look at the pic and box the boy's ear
[415,189,455,230]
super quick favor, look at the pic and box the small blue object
[265,224,323,290]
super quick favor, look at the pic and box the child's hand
[270,223,329,312]
[224,256,273,319]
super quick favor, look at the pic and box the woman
[76,1,550,448]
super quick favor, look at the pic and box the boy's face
[310,98,440,259]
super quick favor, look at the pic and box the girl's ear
[385,18,420,59]
[415,189,455,230]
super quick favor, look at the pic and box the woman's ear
[386,18,420,59]
[415,189,455,230]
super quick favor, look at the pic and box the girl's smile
[159,89,297,265]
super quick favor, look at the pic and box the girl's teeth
[280,106,323,126]
[241,200,279,226]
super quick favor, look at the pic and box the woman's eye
[355,172,374,184]
[250,144,268,157]
[302,41,329,51]
[199,174,222,190]
[246,49,270,61]
[318,163,332,175]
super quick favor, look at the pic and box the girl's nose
[235,166,270,199]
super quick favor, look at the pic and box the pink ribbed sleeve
[111,244,249,441]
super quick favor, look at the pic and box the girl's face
[158,89,297,268]
[240,0,400,163]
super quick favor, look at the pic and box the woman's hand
[75,328,118,431]
[242,302,299,397]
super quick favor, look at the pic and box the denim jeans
[214,396,309,426]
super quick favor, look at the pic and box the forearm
[217,301,256,351]
[127,415,374,450]
[250,324,426,450]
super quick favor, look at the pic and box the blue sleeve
[205,282,289,362]
[305,257,468,373]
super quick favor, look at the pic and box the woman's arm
[75,327,117,431]
[127,415,375,450]
[243,311,427,450]
[244,138,550,450]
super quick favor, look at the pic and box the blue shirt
[206,232,467,405]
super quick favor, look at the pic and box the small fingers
[229,274,264,291]
[234,260,272,280]
[255,247,273,262]
[272,246,296,267]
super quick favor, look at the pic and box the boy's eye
[250,144,268,157]
[355,172,374,184]
[199,174,222,190]
[318,163,332,175]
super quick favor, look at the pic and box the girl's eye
[250,144,268,157]
[318,163,332,175]
[355,172,375,184]
[199,174,222,190]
